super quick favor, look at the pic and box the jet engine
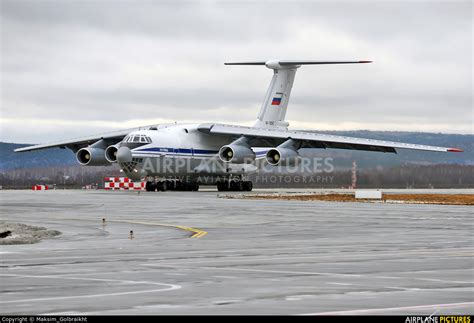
[265,147,298,166]
[265,139,300,166]
[219,138,255,164]
[76,147,110,166]
[105,145,119,163]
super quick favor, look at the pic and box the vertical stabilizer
[255,62,297,128]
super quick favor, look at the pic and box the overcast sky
[1,0,472,143]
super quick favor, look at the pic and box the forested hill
[1,142,76,170]
[299,131,472,169]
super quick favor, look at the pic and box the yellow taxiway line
[17,216,208,239]
[111,220,208,238]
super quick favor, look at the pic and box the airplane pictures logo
[405,315,472,323]
[271,92,283,105]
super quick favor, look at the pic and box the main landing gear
[145,178,253,192]
[145,179,199,192]
[217,179,253,192]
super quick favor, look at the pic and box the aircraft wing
[14,127,143,153]
[197,123,463,153]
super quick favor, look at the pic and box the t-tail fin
[225,59,372,129]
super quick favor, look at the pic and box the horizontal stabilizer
[224,62,266,65]
[224,60,372,67]
[279,60,372,65]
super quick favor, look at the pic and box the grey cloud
[0,1,293,42]
[2,1,470,42]
[0,0,472,143]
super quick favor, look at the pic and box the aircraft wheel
[243,181,253,191]
[166,180,174,190]
[145,181,156,192]
[158,181,168,192]
[230,181,243,191]
[176,181,185,191]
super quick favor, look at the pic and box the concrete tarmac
[0,190,472,315]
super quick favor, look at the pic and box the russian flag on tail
[271,92,283,105]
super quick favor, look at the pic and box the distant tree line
[251,164,473,189]
[0,164,472,189]
[0,165,121,189]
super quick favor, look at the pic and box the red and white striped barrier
[104,177,132,183]
[104,177,145,190]
[32,185,48,191]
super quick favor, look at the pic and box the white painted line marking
[301,302,474,315]
[41,312,85,316]
[286,295,316,301]
[417,278,473,284]
[196,266,361,278]
[0,274,181,304]
[149,263,474,285]
[214,275,238,279]
[165,273,186,276]
[325,282,420,291]
[384,286,421,291]
[430,240,471,245]
[135,247,474,267]
[373,275,401,279]
[4,246,472,264]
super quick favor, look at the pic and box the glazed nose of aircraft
[117,146,133,163]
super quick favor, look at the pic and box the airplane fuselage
[116,123,262,183]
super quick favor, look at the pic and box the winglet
[447,148,464,152]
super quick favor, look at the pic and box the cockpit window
[123,135,152,144]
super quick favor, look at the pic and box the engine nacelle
[105,145,119,163]
[76,147,110,166]
[219,144,256,164]
[266,147,298,166]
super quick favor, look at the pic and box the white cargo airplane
[15,60,463,191]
